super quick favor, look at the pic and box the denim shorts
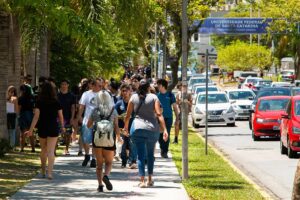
[81,125,92,144]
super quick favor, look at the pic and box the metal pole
[205,49,209,155]
[154,22,157,78]
[258,9,261,45]
[162,9,167,79]
[250,5,253,44]
[181,0,189,180]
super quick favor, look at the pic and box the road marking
[194,131,275,200]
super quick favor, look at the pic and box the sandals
[147,180,154,187]
[138,181,147,188]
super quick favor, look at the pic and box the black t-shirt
[18,96,34,112]
[58,92,75,121]
[36,100,62,136]
[115,99,128,128]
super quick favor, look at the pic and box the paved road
[196,120,299,200]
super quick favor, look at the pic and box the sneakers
[102,175,113,191]
[173,137,178,144]
[162,152,168,158]
[82,155,90,167]
[129,163,137,169]
[78,151,83,156]
[97,185,104,192]
[90,159,96,168]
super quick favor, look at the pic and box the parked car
[249,87,292,130]
[188,77,213,92]
[251,96,290,141]
[281,70,295,82]
[191,82,215,94]
[237,71,259,89]
[271,82,292,87]
[225,89,256,119]
[240,77,262,90]
[280,96,300,158]
[192,91,235,128]
[252,80,272,94]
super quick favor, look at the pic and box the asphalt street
[195,120,299,200]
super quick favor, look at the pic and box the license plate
[273,126,280,130]
[243,110,249,113]
[209,116,220,120]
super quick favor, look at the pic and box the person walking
[6,86,18,149]
[25,81,65,180]
[77,78,103,167]
[115,83,137,169]
[58,80,76,155]
[87,90,121,192]
[18,84,35,152]
[124,80,168,188]
[157,79,179,158]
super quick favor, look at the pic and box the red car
[251,96,290,141]
[280,96,300,158]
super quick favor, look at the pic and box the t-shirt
[157,92,176,119]
[58,92,75,122]
[79,90,99,125]
[18,96,34,113]
[130,93,160,133]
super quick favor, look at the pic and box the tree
[216,41,272,72]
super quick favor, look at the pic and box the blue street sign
[196,18,273,35]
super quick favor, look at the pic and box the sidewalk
[11,144,189,200]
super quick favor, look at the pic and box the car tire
[280,138,287,155]
[192,120,200,128]
[287,138,297,158]
[252,130,260,141]
[227,122,235,127]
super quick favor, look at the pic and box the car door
[281,100,291,146]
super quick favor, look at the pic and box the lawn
[0,146,63,199]
[170,128,265,200]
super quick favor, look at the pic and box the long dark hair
[38,81,57,103]
[20,84,32,99]
[137,80,150,99]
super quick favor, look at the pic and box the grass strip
[0,146,63,199]
[170,127,265,200]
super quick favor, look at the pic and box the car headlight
[226,106,234,114]
[293,127,300,134]
[195,107,203,114]
[256,118,264,123]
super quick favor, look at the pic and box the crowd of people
[5,66,191,192]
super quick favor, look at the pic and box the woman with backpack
[123,79,168,188]
[87,90,122,192]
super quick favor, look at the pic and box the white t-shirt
[79,90,99,125]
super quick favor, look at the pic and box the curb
[194,131,275,200]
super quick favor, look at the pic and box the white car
[241,77,262,89]
[225,89,256,119]
[271,82,292,87]
[191,82,215,94]
[192,91,236,128]
[188,77,213,92]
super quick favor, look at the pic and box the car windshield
[190,78,209,85]
[195,87,218,94]
[295,101,300,115]
[258,99,289,111]
[258,81,272,86]
[257,89,291,99]
[247,79,259,84]
[228,91,255,100]
[198,94,228,104]
[241,73,257,78]
[282,71,293,75]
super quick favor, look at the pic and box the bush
[0,138,11,157]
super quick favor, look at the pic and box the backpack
[93,108,115,148]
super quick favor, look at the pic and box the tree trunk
[37,29,50,79]
[292,160,300,200]
[8,15,21,90]
[0,11,10,139]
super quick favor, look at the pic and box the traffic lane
[195,120,299,200]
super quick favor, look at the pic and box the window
[258,99,289,111]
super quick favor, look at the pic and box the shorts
[81,125,93,144]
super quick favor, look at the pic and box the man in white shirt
[77,78,104,167]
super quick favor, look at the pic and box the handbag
[130,98,144,135]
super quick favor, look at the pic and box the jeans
[121,136,137,166]
[81,125,92,144]
[131,129,160,176]
[159,117,173,153]
[8,129,16,148]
